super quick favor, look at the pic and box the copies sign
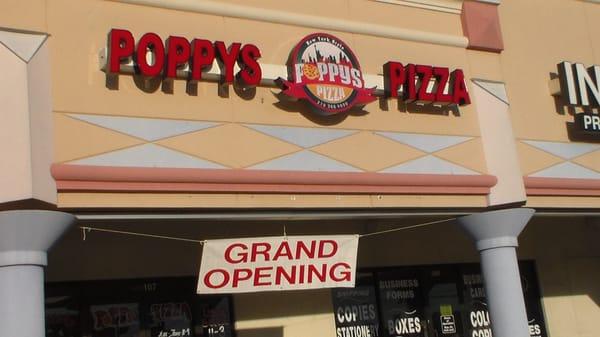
[197,235,359,294]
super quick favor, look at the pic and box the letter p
[108,29,134,73]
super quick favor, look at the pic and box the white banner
[197,235,359,294]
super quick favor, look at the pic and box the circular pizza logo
[277,33,376,115]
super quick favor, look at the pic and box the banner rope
[79,226,206,244]
[78,217,455,243]
[358,217,456,239]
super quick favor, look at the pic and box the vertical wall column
[0,210,75,337]
[457,208,534,337]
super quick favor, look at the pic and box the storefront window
[333,262,547,337]
[45,277,234,337]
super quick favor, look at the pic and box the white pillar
[0,210,75,337]
[457,208,534,337]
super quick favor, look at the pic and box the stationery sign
[197,235,359,294]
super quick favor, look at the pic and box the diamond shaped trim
[68,114,219,141]
[381,155,479,175]
[249,150,361,172]
[69,144,225,169]
[522,140,600,160]
[311,132,425,172]
[571,149,600,173]
[530,161,600,179]
[245,124,356,148]
[516,142,564,176]
[157,124,301,168]
[434,138,487,174]
[55,114,143,163]
[376,132,472,153]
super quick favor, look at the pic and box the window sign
[45,277,234,337]
[331,273,381,337]
[377,269,424,337]
[332,262,547,337]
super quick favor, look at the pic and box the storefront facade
[0,1,599,337]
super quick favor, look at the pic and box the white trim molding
[109,0,468,48]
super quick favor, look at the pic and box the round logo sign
[277,33,376,115]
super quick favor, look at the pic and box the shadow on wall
[517,215,600,332]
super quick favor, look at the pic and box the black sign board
[520,262,547,337]
[331,273,381,337]
[377,268,424,337]
[574,112,600,134]
[459,264,491,337]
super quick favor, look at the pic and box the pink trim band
[52,164,497,195]
[524,177,600,196]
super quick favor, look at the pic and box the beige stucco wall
[46,0,484,151]
[499,0,600,180]
[44,0,480,133]
[499,0,600,142]
[28,0,503,209]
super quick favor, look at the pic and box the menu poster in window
[145,301,193,337]
[520,263,547,337]
[193,296,234,337]
[331,273,381,337]
[377,269,424,337]
[459,264,491,337]
[46,295,81,337]
[90,303,141,337]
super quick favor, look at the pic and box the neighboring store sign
[557,61,600,108]
[197,235,359,294]
[276,33,377,115]
[105,29,471,116]
[556,61,600,137]
[574,111,600,134]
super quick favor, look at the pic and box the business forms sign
[556,61,600,135]
[105,29,470,116]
